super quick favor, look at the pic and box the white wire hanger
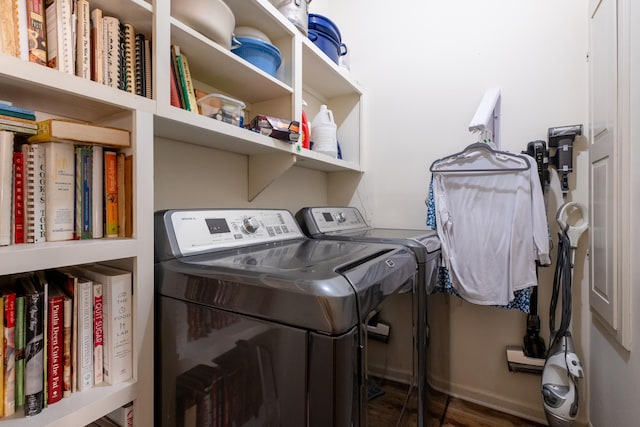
[429,142,531,173]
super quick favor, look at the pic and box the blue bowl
[308,29,347,64]
[232,37,282,77]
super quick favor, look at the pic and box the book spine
[116,152,125,237]
[102,274,132,385]
[81,146,92,239]
[33,144,46,243]
[75,0,91,79]
[144,38,152,99]
[45,0,59,69]
[44,142,75,242]
[104,150,118,237]
[75,146,92,239]
[171,45,188,110]
[91,145,103,238]
[0,131,13,246]
[61,293,71,398]
[3,293,15,416]
[179,53,199,114]
[22,144,35,243]
[169,53,182,108]
[124,154,133,237]
[103,16,120,89]
[46,295,63,404]
[24,286,44,416]
[14,295,25,407]
[26,0,47,65]
[123,23,136,94]
[135,32,145,97]
[93,282,103,386]
[77,279,93,391]
[90,8,103,84]
[0,122,37,135]
[13,151,25,244]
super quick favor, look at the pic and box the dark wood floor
[367,378,546,427]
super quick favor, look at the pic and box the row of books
[0,264,132,418]
[0,122,132,246]
[0,0,152,99]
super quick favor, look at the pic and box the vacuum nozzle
[548,125,583,197]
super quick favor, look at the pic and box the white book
[107,401,134,427]
[90,8,104,84]
[45,0,75,75]
[76,276,94,391]
[42,142,75,242]
[0,130,13,246]
[75,0,91,79]
[102,16,121,89]
[92,145,103,238]
[74,264,132,385]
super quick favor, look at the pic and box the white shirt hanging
[431,146,550,306]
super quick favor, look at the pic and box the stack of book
[0,265,132,419]
[0,0,152,99]
[0,116,133,247]
[0,103,37,136]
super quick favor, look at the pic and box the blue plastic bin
[232,37,282,77]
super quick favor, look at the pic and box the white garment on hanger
[432,152,550,306]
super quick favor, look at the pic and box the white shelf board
[0,239,139,276]
[0,381,136,427]
[0,56,155,121]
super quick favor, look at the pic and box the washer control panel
[305,207,368,233]
[168,209,303,255]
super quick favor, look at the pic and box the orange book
[104,150,118,238]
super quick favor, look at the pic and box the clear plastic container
[197,93,245,126]
[310,105,337,158]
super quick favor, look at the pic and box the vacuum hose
[541,222,584,427]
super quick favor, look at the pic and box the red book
[169,57,182,108]
[47,288,65,404]
[12,152,25,244]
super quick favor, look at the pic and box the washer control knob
[242,216,260,234]
[336,212,346,223]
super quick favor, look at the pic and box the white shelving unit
[0,0,364,424]
[154,0,364,201]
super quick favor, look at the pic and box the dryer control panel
[299,207,369,234]
[162,209,304,257]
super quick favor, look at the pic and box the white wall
[311,0,589,423]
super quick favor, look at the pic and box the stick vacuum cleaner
[541,202,587,426]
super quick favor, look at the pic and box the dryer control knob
[336,212,346,223]
[242,216,260,234]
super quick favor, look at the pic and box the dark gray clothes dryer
[295,206,442,427]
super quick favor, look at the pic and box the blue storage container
[307,14,347,64]
[232,37,282,77]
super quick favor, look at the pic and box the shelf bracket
[468,88,501,148]
[248,152,297,201]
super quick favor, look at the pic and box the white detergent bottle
[310,105,338,158]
